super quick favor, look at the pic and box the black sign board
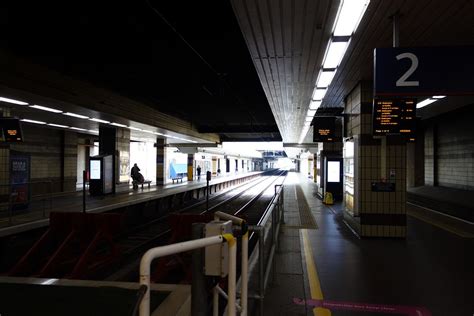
[374,46,474,96]
[371,182,395,192]
[0,118,23,142]
[312,116,342,142]
[372,99,416,138]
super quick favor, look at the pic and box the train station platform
[407,185,474,222]
[264,172,474,316]
[0,171,263,237]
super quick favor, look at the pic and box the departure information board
[0,118,23,142]
[313,116,342,142]
[372,99,416,138]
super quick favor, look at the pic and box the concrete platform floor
[0,171,261,235]
[264,172,474,316]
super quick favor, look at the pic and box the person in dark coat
[131,163,141,189]
[197,165,201,180]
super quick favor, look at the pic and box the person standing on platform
[197,165,201,180]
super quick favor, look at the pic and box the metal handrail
[0,180,54,227]
[139,233,239,316]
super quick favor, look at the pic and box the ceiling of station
[1,1,474,146]
[0,0,281,142]
[232,0,474,143]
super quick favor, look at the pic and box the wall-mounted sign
[312,116,342,142]
[0,118,23,142]
[374,46,474,96]
[372,99,416,138]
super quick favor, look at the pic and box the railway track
[107,170,287,280]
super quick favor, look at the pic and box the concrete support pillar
[61,131,78,192]
[0,107,11,196]
[211,156,217,176]
[313,154,317,183]
[116,128,130,192]
[187,153,194,181]
[99,125,130,192]
[343,82,407,238]
[156,138,167,185]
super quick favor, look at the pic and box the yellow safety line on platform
[302,229,331,316]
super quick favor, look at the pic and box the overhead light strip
[0,96,29,105]
[301,0,370,142]
[30,105,63,113]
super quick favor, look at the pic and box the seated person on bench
[131,163,144,189]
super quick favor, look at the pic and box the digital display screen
[327,161,340,183]
[90,160,101,180]
[373,99,416,138]
[312,116,342,142]
[0,118,23,142]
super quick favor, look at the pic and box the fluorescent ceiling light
[142,130,155,134]
[189,140,198,143]
[0,96,28,105]
[70,127,88,131]
[88,130,99,134]
[316,70,336,88]
[309,100,321,110]
[90,118,110,124]
[64,112,89,119]
[307,109,316,117]
[333,0,370,36]
[47,123,69,128]
[312,88,327,100]
[305,116,313,122]
[323,41,348,69]
[128,126,142,131]
[416,98,437,109]
[110,122,127,127]
[432,95,446,99]
[30,104,62,113]
[21,119,46,125]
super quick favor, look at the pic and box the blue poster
[10,154,30,211]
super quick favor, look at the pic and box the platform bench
[140,180,152,189]
[171,177,183,184]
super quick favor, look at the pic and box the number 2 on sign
[396,52,419,87]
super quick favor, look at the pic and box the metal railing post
[258,228,265,316]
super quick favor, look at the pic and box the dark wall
[423,104,474,190]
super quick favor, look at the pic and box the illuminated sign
[90,160,101,180]
[0,118,23,142]
[312,116,342,142]
[372,99,416,138]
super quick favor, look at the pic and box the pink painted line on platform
[293,298,432,316]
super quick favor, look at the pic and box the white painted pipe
[139,235,224,316]
[213,286,219,316]
[241,231,248,316]
[227,236,237,316]
[215,286,242,312]
[214,211,245,224]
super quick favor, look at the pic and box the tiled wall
[344,82,407,238]
[7,125,78,193]
[423,105,474,190]
[424,126,434,186]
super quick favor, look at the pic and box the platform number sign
[374,46,474,96]
[395,53,419,87]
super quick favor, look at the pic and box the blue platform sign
[10,154,30,210]
[374,46,474,96]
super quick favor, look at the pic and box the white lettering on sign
[395,53,419,87]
